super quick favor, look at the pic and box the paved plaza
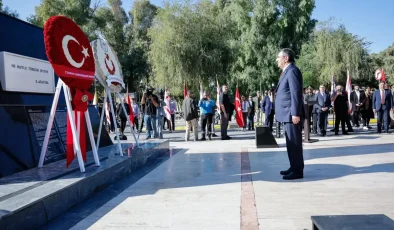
[42,127,394,230]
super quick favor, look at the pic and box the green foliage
[371,43,394,83]
[148,0,315,96]
[148,0,232,95]
[297,20,372,87]
[0,0,20,18]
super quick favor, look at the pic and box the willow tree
[148,0,233,95]
[297,21,371,86]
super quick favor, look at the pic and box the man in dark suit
[315,85,331,136]
[261,88,275,132]
[247,95,256,130]
[274,48,304,180]
[350,85,365,128]
[373,82,393,134]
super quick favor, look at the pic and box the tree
[220,0,316,94]
[0,0,20,18]
[148,0,232,95]
[297,20,372,87]
[27,0,103,40]
[371,43,394,83]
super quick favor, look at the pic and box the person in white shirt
[241,95,250,131]
[350,85,365,128]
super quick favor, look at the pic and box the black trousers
[377,108,389,133]
[346,114,353,130]
[334,114,346,133]
[265,111,274,131]
[171,114,175,131]
[318,112,328,134]
[352,110,360,126]
[312,113,318,134]
[120,117,127,133]
[242,112,248,129]
[247,114,254,130]
[109,113,115,132]
[284,122,304,174]
[361,110,371,127]
[201,113,213,136]
[133,117,139,131]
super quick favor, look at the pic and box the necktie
[381,90,385,104]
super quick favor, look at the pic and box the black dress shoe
[343,132,349,135]
[283,172,303,180]
[280,168,291,175]
[334,132,339,136]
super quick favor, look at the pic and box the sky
[3,0,393,54]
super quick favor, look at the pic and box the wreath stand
[37,79,100,172]
[96,87,139,156]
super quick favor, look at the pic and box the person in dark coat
[315,85,332,136]
[361,87,374,129]
[261,88,275,132]
[350,85,366,128]
[373,82,392,134]
[274,48,304,180]
[331,85,349,135]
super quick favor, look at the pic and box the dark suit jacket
[350,91,366,112]
[261,96,274,115]
[248,100,255,115]
[274,63,304,122]
[373,89,392,111]
[315,92,331,114]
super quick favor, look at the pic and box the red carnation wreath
[44,16,95,167]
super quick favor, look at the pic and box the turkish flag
[235,87,244,128]
[126,87,134,126]
[381,69,387,83]
[44,16,95,167]
[184,82,187,99]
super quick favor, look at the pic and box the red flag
[235,87,244,128]
[345,70,352,114]
[126,87,134,126]
[184,82,187,99]
[381,69,387,82]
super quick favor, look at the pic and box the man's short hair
[280,48,295,62]
[188,90,194,94]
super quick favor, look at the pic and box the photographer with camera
[141,86,159,139]
[156,89,167,139]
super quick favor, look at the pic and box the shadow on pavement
[39,134,394,230]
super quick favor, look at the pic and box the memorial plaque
[27,106,65,164]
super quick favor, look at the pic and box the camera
[337,89,343,93]
[158,89,164,99]
[145,87,153,97]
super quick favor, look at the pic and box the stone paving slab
[47,129,394,230]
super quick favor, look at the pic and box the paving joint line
[240,147,259,230]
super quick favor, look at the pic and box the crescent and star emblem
[62,35,90,68]
[105,54,116,75]
[81,95,88,102]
